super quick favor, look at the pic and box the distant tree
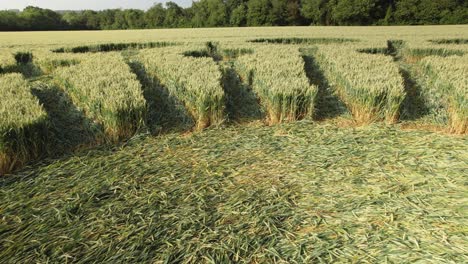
[285,0,304,25]
[301,0,333,25]
[191,1,207,27]
[62,11,84,29]
[381,4,393,25]
[111,10,127,29]
[230,4,247,26]
[392,0,463,25]
[82,10,100,29]
[269,0,288,25]
[0,0,466,31]
[99,9,117,29]
[393,0,419,24]
[440,2,468,24]
[207,0,228,26]
[0,11,22,31]
[164,2,186,27]
[247,0,273,26]
[332,0,379,25]
[192,0,225,27]
[419,0,456,24]
[19,6,66,30]
[225,0,244,13]
[145,3,166,28]
[125,9,145,29]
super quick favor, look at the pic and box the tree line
[1,0,467,31]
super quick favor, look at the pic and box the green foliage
[393,0,467,25]
[0,11,22,31]
[144,3,166,28]
[0,1,466,30]
[191,0,228,27]
[332,0,378,25]
[247,0,273,26]
[229,4,247,26]
[164,2,188,28]
[301,0,332,25]
[382,5,393,25]
[19,6,66,30]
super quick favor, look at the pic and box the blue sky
[0,0,192,10]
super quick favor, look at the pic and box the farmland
[0,26,467,262]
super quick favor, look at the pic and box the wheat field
[0,26,467,263]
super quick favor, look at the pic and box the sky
[0,0,192,11]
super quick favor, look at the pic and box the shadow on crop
[183,42,263,123]
[31,84,99,154]
[301,51,348,120]
[397,66,430,121]
[1,63,43,79]
[386,40,430,120]
[357,41,431,121]
[127,60,194,134]
[1,52,44,78]
[221,65,263,122]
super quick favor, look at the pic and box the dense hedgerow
[139,48,225,130]
[314,45,406,124]
[235,46,318,124]
[0,73,48,175]
[55,53,146,142]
